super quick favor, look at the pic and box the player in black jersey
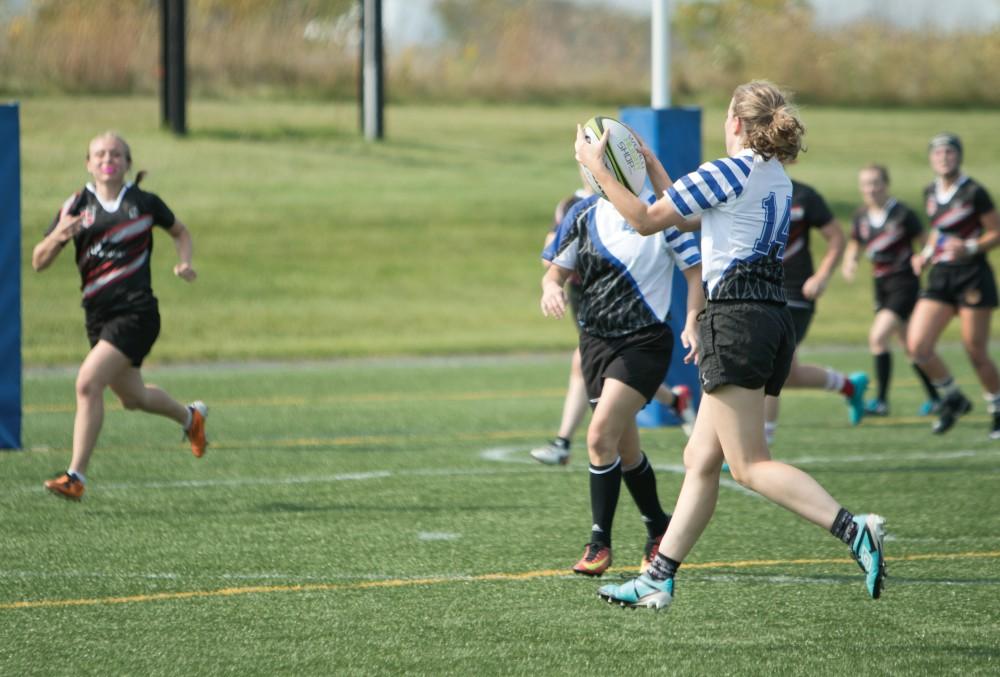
[763,178,867,444]
[908,133,1000,438]
[531,180,696,466]
[529,183,593,465]
[31,132,208,500]
[843,164,936,416]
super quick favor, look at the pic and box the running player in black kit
[32,132,208,500]
[908,133,1000,437]
[763,178,868,444]
[842,163,936,416]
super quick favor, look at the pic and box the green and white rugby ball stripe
[580,116,648,198]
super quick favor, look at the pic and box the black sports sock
[588,458,622,547]
[622,453,670,538]
[647,552,681,581]
[830,507,858,545]
[875,352,891,402]
[912,363,939,402]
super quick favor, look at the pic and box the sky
[596,0,1000,30]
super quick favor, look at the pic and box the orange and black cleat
[44,472,85,501]
[573,542,612,577]
[185,401,209,458]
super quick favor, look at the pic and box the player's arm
[32,211,82,272]
[967,209,1000,255]
[167,219,197,282]
[541,263,574,319]
[913,227,938,276]
[680,264,705,365]
[841,238,860,282]
[575,126,687,235]
[634,135,671,197]
[803,219,845,300]
[541,231,556,269]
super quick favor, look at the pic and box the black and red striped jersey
[924,176,995,265]
[782,180,835,303]
[851,199,923,278]
[47,183,175,314]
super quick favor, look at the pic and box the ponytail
[732,80,805,163]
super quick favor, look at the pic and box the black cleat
[932,392,972,434]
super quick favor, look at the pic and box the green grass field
[3,347,999,675]
[18,97,1000,364]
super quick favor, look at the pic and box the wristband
[965,238,980,256]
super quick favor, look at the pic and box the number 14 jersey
[666,149,789,304]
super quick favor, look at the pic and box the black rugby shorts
[698,301,794,397]
[579,324,673,406]
[86,306,161,367]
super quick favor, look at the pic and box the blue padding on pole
[620,107,701,428]
[0,104,21,449]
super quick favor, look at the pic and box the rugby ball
[579,116,647,198]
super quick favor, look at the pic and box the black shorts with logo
[85,300,161,368]
[874,271,920,320]
[698,301,795,397]
[579,324,673,406]
[921,258,999,309]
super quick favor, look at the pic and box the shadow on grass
[190,125,352,143]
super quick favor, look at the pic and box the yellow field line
[23,388,568,414]
[25,428,561,454]
[3,550,997,611]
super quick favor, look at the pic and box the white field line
[5,564,999,589]
[7,445,997,496]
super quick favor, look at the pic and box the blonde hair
[87,131,146,184]
[731,81,804,163]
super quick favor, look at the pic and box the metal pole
[651,0,670,109]
[160,0,170,127]
[362,0,384,140]
[165,0,187,136]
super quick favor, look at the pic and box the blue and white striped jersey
[545,191,701,338]
[666,149,789,303]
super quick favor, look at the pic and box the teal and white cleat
[597,574,674,610]
[846,372,869,426]
[850,513,886,599]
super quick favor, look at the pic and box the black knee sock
[912,363,939,402]
[589,458,622,547]
[622,453,670,539]
[830,507,858,545]
[874,352,891,402]
[647,552,681,581]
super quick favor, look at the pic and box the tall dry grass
[1,0,999,106]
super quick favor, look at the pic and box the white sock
[67,470,86,484]
[183,406,193,431]
[984,392,1000,414]
[824,368,845,392]
[764,421,778,445]
[933,377,958,398]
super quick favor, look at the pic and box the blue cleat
[917,399,940,417]
[850,514,886,599]
[597,573,674,610]
[846,372,869,426]
[864,399,889,416]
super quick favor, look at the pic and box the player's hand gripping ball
[579,116,648,199]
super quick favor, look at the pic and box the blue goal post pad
[620,107,702,427]
[0,103,21,449]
